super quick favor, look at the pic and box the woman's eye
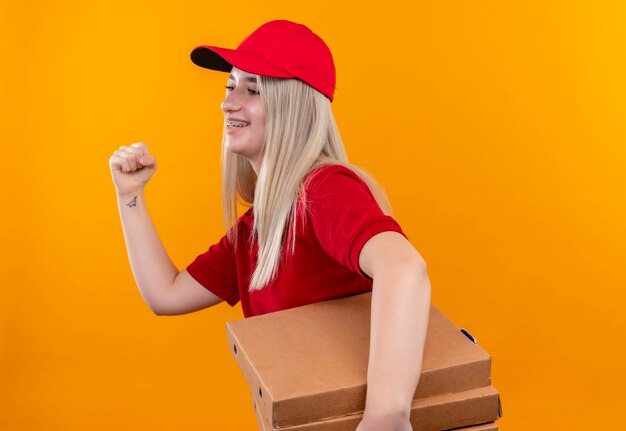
[224,85,258,95]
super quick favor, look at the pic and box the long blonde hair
[221,77,391,291]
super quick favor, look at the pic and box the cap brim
[190,45,294,78]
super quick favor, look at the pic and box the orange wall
[2,1,625,429]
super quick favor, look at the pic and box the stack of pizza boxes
[226,292,501,431]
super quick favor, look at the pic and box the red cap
[191,20,336,101]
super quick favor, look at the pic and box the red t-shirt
[186,164,405,317]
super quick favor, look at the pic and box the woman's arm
[110,143,223,315]
[355,231,431,431]
[115,191,224,315]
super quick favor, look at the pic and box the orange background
[2,1,625,429]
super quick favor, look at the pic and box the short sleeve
[186,234,240,306]
[306,165,406,278]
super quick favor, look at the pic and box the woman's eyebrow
[227,74,258,83]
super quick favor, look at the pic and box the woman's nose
[221,90,240,113]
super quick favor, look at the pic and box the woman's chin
[225,145,245,158]
[225,141,261,161]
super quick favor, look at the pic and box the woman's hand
[355,412,412,431]
[109,142,157,196]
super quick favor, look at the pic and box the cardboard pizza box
[253,386,500,431]
[226,292,493,428]
[461,423,498,431]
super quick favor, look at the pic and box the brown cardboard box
[226,292,493,429]
[258,419,499,431]
[461,424,498,431]
[254,386,500,431]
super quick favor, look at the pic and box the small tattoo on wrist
[126,196,137,207]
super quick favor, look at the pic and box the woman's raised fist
[109,142,158,196]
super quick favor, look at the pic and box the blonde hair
[221,77,391,291]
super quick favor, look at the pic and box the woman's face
[221,67,266,172]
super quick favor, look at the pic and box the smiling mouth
[226,120,251,128]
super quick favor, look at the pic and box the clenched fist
[109,142,157,196]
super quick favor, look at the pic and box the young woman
[109,20,431,431]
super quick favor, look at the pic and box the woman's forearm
[116,190,179,313]
[363,259,431,420]
[357,231,432,423]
